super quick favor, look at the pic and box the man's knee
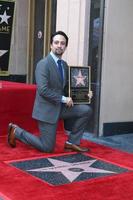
[41,146,54,153]
[40,141,55,153]
[80,105,93,117]
[74,105,92,119]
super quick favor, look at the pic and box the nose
[57,42,62,47]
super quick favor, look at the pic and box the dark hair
[50,31,69,46]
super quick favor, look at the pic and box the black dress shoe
[7,123,16,148]
[64,143,89,152]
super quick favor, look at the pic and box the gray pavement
[83,132,133,153]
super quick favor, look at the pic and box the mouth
[55,49,63,54]
[56,48,63,51]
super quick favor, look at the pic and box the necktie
[57,59,63,82]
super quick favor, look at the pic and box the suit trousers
[15,104,92,152]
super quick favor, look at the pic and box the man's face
[50,34,67,57]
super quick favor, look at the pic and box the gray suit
[15,54,92,152]
[32,53,68,123]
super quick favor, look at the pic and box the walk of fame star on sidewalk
[27,158,116,182]
[10,153,129,185]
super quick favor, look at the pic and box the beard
[54,48,64,56]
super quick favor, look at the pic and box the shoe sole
[64,147,74,152]
[64,146,90,152]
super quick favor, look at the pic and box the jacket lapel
[47,54,64,85]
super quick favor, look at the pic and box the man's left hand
[88,91,93,99]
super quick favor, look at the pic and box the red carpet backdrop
[0,81,133,200]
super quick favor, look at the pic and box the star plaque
[0,0,15,73]
[69,66,91,104]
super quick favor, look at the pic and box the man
[8,31,92,153]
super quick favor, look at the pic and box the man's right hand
[65,97,74,107]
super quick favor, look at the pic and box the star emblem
[27,158,116,182]
[0,50,8,57]
[73,70,87,86]
[0,10,11,24]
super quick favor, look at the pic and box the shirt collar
[50,51,61,65]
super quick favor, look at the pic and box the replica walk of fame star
[0,50,8,57]
[0,1,15,73]
[9,153,130,186]
[69,66,91,104]
[0,10,11,24]
[73,69,87,87]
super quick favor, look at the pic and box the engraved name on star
[27,158,116,182]
[0,10,11,24]
[73,70,87,86]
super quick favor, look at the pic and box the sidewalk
[84,132,133,153]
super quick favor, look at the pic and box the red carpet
[0,135,133,200]
[0,81,133,200]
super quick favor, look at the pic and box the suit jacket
[32,53,68,124]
